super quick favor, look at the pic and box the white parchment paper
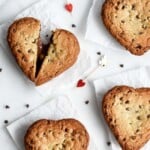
[7,95,98,150]
[93,67,150,150]
[85,0,127,51]
[0,0,92,97]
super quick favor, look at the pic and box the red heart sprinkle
[77,79,85,87]
[65,3,73,12]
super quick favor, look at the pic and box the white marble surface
[0,0,150,150]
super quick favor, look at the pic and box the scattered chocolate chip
[0,68,2,72]
[4,120,8,124]
[5,105,10,109]
[71,24,76,28]
[107,141,111,146]
[45,34,49,37]
[85,100,89,104]
[25,104,30,108]
[119,64,124,68]
[102,64,105,67]
[97,52,101,55]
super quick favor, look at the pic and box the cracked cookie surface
[35,29,80,85]
[7,17,40,81]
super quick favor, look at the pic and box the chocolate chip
[45,34,49,37]
[132,4,136,10]
[136,15,140,19]
[119,64,124,68]
[130,136,136,140]
[85,100,89,104]
[147,114,150,119]
[5,105,10,109]
[4,120,8,124]
[0,68,2,72]
[107,141,111,146]
[97,52,101,55]
[25,104,30,108]
[71,24,76,28]
[122,5,125,9]
[125,107,130,111]
[125,100,129,104]
[137,116,141,120]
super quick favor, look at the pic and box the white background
[0,0,150,150]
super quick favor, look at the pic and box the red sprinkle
[77,79,85,87]
[65,3,73,12]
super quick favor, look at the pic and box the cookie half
[35,29,80,85]
[7,17,40,81]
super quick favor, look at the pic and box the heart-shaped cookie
[102,0,150,55]
[24,119,89,150]
[7,17,80,85]
[102,86,150,150]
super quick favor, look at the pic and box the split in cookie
[7,17,80,85]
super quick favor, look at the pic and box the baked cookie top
[7,17,40,81]
[102,86,150,150]
[24,119,89,150]
[35,29,80,85]
[102,0,150,55]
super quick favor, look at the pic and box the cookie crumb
[0,68,2,72]
[107,141,111,146]
[4,120,8,124]
[97,52,101,55]
[25,104,30,108]
[119,64,124,68]
[72,24,76,28]
[85,100,89,104]
[5,105,10,109]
